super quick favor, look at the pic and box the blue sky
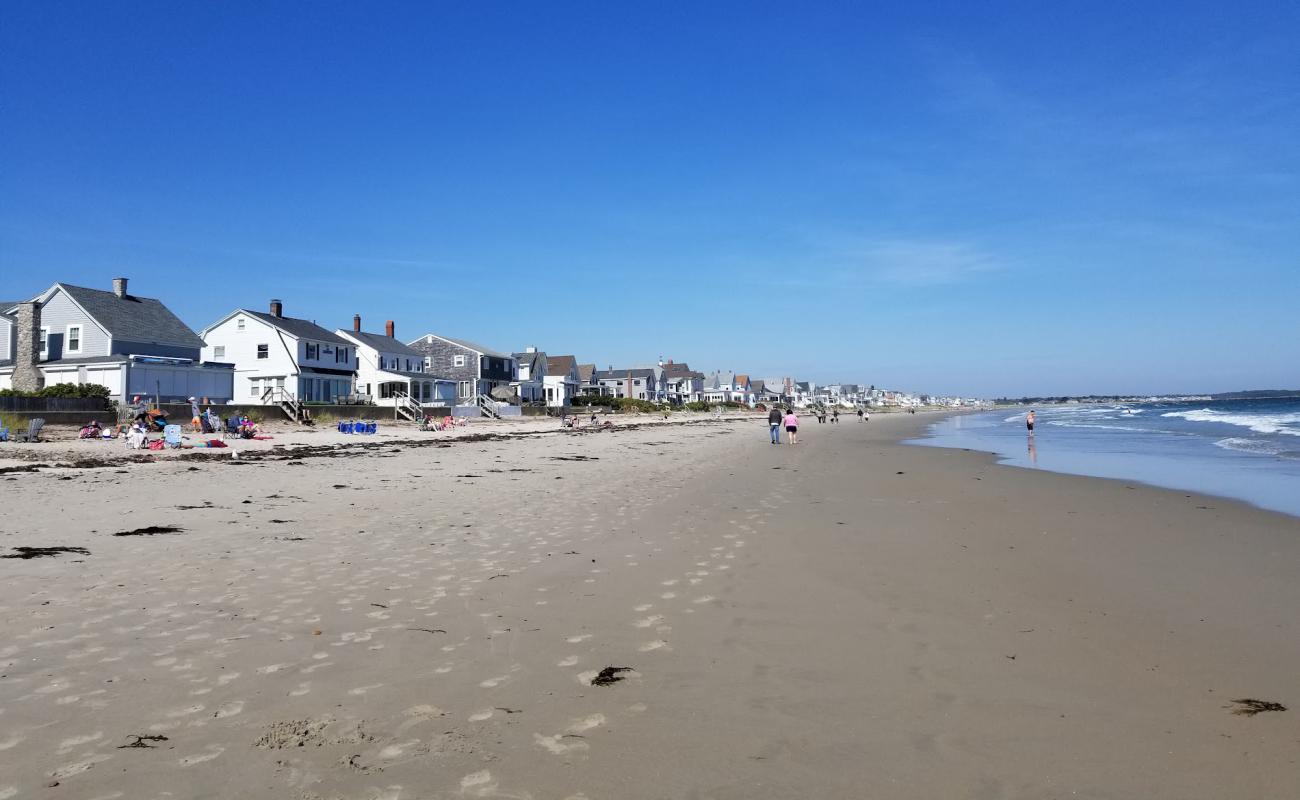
[3,1,1297,397]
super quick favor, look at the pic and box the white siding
[201,314,299,403]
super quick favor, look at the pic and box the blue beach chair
[163,424,183,448]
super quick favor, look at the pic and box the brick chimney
[385,320,395,338]
[11,301,43,393]
[269,299,283,318]
[353,314,361,332]
[112,277,128,298]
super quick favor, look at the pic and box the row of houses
[0,278,925,418]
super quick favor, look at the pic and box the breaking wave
[1162,409,1300,437]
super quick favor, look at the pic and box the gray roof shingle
[59,284,204,350]
[343,330,423,356]
[244,310,348,345]
[410,333,508,359]
[594,368,656,380]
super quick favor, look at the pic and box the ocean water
[909,397,1300,518]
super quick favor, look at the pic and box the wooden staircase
[392,390,423,422]
[476,394,502,419]
[261,386,304,422]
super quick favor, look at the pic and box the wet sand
[1,412,1297,799]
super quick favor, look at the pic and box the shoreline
[909,407,1300,520]
[2,410,1296,798]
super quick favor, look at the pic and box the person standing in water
[783,407,799,445]
[767,405,783,444]
[1026,410,1036,433]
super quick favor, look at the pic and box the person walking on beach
[767,405,783,444]
[1026,410,1036,433]
[783,408,799,445]
[857,407,865,422]
[188,396,201,432]
[831,408,839,423]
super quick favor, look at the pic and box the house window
[458,380,472,398]
[257,344,269,359]
[634,379,641,386]
[424,357,431,369]
[214,346,226,360]
[306,342,319,360]
[39,327,48,356]
[66,325,82,354]
[453,354,466,368]
[237,317,245,331]
[335,346,347,363]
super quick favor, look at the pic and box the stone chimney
[385,320,395,338]
[112,277,129,298]
[270,299,283,318]
[353,314,361,332]
[12,301,43,393]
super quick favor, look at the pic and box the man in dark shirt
[768,406,783,444]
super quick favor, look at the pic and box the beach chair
[223,417,241,440]
[18,418,46,442]
[163,424,183,449]
[0,426,8,442]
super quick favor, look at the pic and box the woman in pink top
[782,409,799,445]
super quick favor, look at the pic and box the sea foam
[1162,409,1300,436]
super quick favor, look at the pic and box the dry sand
[1,411,1297,799]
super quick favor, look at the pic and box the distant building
[544,355,580,407]
[1,278,234,403]
[336,316,455,413]
[201,299,356,406]
[406,333,517,405]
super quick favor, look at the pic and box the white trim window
[453,354,466,367]
[65,324,82,355]
[237,317,246,331]
[39,326,49,357]
[458,380,472,398]
[213,345,226,360]
[305,342,319,360]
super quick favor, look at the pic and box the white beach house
[336,316,455,417]
[200,300,357,408]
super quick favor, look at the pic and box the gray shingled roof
[410,333,508,359]
[59,284,204,350]
[594,368,656,380]
[244,310,348,345]
[344,330,423,356]
[513,350,547,374]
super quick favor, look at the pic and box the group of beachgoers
[766,405,869,445]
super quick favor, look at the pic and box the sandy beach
[1,411,1297,799]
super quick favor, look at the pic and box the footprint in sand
[633,604,653,612]
[634,615,664,628]
[567,713,605,734]
[693,595,716,604]
[50,753,111,779]
[557,655,580,667]
[534,732,589,755]
[213,700,244,718]
[566,634,592,644]
[468,708,495,721]
[639,640,669,652]
[57,731,103,754]
[178,745,225,766]
[660,592,677,599]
